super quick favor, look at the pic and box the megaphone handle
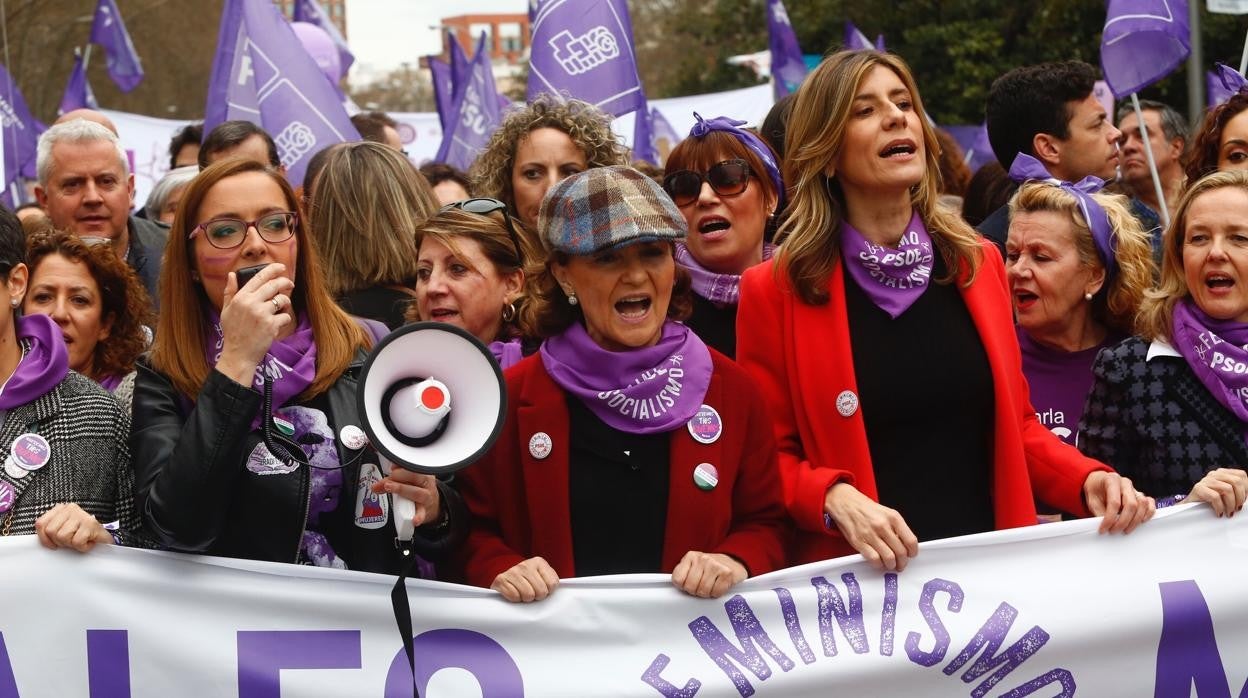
[379,454,417,542]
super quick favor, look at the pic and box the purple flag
[436,32,503,170]
[528,0,644,117]
[204,0,361,185]
[58,52,99,115]
[1100,0,1191,98]
[844,21,874,51]
[88,0,144,93]
[0,63,41,198]
[875,34,886,51]
[429,56,454,130]
[1208,67,1240,108]
[651,107,679,154]
[291,0,354,74]
[632,98,657,166]
[448,32,472,107]
[529,0,541,24]
[768,0,808,101]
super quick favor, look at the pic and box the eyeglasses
[189,211,298,250]
[662,159,752,207]
[441,198,523,263]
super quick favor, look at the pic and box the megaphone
[357,322,506,541]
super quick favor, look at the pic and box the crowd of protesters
[7,51,1248,605]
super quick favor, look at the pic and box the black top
[337,286,414,331]
[844,252,996,541]
[566,394,670,576]
[974,205,1009,259]
[685,294,739,359]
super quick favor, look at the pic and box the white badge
[354,461,389,529]
[528,432,553,460]
[836,390,859,417]
[686,404,723,445]
[3,457,26,480]
[340,425,369,451]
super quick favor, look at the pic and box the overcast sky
[346,0,527,75]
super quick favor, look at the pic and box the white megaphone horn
[357,322,506,541]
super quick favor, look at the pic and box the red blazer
[736,240,1110,564]
[454,349,790,588]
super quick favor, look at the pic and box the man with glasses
[34,119,167,308]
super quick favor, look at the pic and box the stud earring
[1084,292,1094,302]
[567,290,579,306]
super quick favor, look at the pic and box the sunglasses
[189,211,298,250]
[662,159,752,207]
[441,198,523,262]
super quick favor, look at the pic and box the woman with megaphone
[454,166,789,602]
[131,158,465,571]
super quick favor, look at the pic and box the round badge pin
[11,433,50,472]
[3,457,26,480]
[693,463,719,491]
[273,414,295,437]
[835,390,859,418]
[0,480,12,513]
[340,425,369,451]
[528,432,553,460]
[687,404,723,445]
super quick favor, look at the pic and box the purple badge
[0,480,13,514]
[11,433,50,471]
[686,404,722,445]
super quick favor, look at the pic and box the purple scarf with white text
[1172,299,1248,440]
[840,210,934,319]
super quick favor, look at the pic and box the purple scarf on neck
[0,314,69,409]
[490,338,524,370]
[205,310,318,429]
[540,320,713,434]
[97,373,124,392]
[1171,299,1248,440]
[674,242,776,306]
[840,210,934,318]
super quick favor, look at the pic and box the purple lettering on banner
[810,573,869,657]
[237,630,360,698]
[998,668,1076,697]
[87,630,130,698]
[905,577,964,667]
[0,633,18,698]
[1154,580,1240,698]
[942,603,1052,698]
[772,587,816,665]
[688,595,794,698]
[880,572,898,657]
[382,629,524,697]
[639,654,701,697]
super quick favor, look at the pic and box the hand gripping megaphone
[356,322,506,541]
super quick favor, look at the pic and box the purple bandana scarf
[540,320,713,434]
[1172,299,1248,439]
[674,242,776,306]
[1007,153,1118,282]
[840,210,934,318]
[0,314,69,409]
[206,310,318,429]
[490,338,524,370]
[97,373,124,392]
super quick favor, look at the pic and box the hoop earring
[502,301,517,322]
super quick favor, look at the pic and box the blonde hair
[1008,182,1156,335]
[309,141,438,296]
[1138,169,1248,341]
[777,49,982,305]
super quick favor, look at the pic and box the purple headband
[687,112,785,207]
[1008,153,1118,282]
[1216,63,1248,94]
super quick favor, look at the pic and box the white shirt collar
[1146,338,1181,361]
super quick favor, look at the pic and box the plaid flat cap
[538,165,687,256]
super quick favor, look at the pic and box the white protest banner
[1209,0,1248,14]
[2,507,1243,696]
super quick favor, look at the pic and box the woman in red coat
[455,165,789,602]
[736,50,1153,571]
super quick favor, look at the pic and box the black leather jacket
[130,351,466,573]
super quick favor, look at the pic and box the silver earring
[502,302,517,322]
[8,299,15,308]
[1084,292,1094,302]
[567,290,579,306]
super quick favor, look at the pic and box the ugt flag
[205,0,360,185]
[59,51,100,115]
[0,63,41,197]
[89,0,144,92]
[292,0,354,75]
[528,0,644,117]
[436,32,503,171]
[1101,0,1191,98]
[768,0,808,100]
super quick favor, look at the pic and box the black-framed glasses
[442,198,523,263]
[662,159,752,207]
[189,211,298,250]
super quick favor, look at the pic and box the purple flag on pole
[844,21,874,51]
[448,33,472,106]
[58,52,99,115]
[652,107,679,154]
[528,0,644,117]
[204,0,360,186]
[292,0,354,74]
[88,0,144,93]
[632,98,657,166]
[0,63,41,198]
[1208,66,1242,108]
[436,32,503,170]
[1100,0,1191,98]
[768,0,808,101]
[875,34,886,51]
[429,56,454,130]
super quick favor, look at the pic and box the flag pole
[1131,92,1170,228]
[1239,27,1248,74]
